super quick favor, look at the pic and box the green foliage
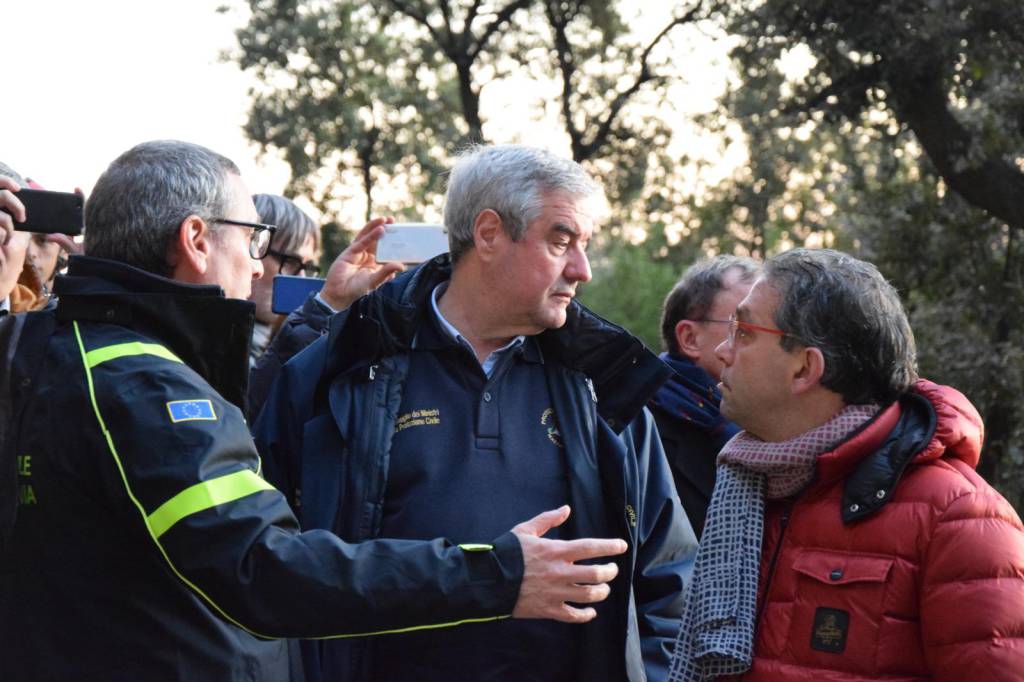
[232,0,463,222]
[229,0,701,248]
[711,0,1024,508]
[227,0,1024,509]
[578,238,687,351]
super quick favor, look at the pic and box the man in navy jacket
[254,144,696,681]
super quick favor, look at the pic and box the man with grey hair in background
[651,255,759,538]
[254,143,695,681]
[669,248,1024,681]
[0,140,633,681]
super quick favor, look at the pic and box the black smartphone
[271,275,326,315]
[1,188,84,236]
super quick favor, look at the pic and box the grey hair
[0,162,24,186]
[764,248,918,405]
[660,255,761,354]
[253,194,320,255]
[443,144,603,264]
[85,140,240,277]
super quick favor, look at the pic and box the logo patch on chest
[540,408,563,448]
[811,607,849,653]
[395,409,441,433]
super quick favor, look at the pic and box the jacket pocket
[786,548,894,675]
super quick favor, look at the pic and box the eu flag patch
[167,399,217,423]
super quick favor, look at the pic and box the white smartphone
[376,223,448,263]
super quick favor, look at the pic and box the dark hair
[660,255,760,353]
[85,140,240,276]
[253,194,320,255]
[764,248,918,405]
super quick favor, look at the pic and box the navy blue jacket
[0,257,523,681]
[253,255,697,682]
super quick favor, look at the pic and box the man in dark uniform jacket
[254,144,696,682]
[650,256,759,538]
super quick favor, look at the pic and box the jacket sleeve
[629,407,698,680]
[919,463,1024,680]
[87,351,524,641]
[247,293,332,423]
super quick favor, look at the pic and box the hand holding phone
[0,188,84,236]
[319,216,406,311]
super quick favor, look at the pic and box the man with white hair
[255,144,695,681]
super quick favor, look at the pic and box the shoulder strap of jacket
[0,311,57,550]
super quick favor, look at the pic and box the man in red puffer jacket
[669,248,1024,682]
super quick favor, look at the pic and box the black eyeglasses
[267,247,321,277]
[213,218,277,259]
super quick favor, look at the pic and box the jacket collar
[53,256,255,411]
[323,254,671,432]
[808,379,981,523]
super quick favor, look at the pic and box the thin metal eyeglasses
[213,218,278,259]
[267,247,321,277]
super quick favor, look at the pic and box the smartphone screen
[271,275,326,315]
[376,223,448,263]
[2,188,84,236]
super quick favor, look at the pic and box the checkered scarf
[667,404,878,682]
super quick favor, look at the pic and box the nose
[251,256,265,281]
[714,337,733,367]
[565,246,592,283]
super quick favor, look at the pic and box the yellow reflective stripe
[85,341,182,368]
[326,614,511,639]
[458,543,494,552]
[148,470,274,539]
[74,322,507,641]
[73,321,277,639]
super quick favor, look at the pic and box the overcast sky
[4,1,290,194]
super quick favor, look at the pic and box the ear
[471,209,504,262]
[674,319,702,362]
[791,346,826,395]
[169,215,215,284]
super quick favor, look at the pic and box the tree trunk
[890,65,1024,231]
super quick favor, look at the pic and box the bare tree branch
[544,0,584,158]
[890,63,1024,231]
[385,0,451,57]
[469,0,534,59]
[577,2,707,160]
[439,0,453,36]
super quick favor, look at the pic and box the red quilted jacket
[732,380,1024,681]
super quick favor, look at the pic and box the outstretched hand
[318,216,405,311]
[511,506,627,623]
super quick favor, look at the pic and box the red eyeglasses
[722,314,790,345]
